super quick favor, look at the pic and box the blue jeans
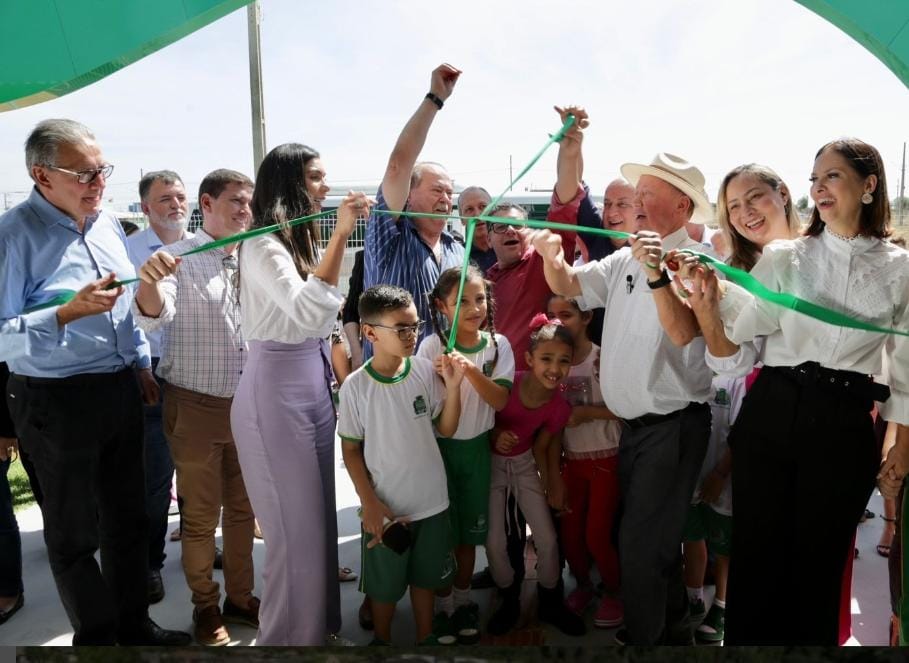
[0,457,22,597]
[145,374,174,571]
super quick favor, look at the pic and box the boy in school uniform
[338,285,464,645]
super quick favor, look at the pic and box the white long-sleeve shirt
[716,229,909,425]
[238,234,342,342]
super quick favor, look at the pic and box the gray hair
[139,170,184,201]
[457,185,491,210]
[25,119,96,175]
[410,161,448,190]
[489,202,528,220]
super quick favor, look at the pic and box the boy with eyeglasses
[338,284,464,646]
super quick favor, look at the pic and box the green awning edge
[794,0,909,88]
[0,0,251,113]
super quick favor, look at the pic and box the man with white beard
[128,170,193,605]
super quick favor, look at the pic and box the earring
[861,192,873,205]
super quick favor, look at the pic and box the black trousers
[6,369,149,645]
[725,367,879,645]
[143,367,173,571]
[618,402,711,645]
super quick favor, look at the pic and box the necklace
[826,227,858,242]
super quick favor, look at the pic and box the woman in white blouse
[230,143,370,645]
[678,140,909,645]
[679,163,800,642]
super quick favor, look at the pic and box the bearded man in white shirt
[532,153,714,646]
[132,169,258,646]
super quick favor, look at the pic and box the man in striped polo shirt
[363,63,466,357]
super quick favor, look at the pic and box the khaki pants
[164,383,255,609]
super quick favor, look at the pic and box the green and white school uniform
[417,332,515,545]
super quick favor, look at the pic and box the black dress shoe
[148,569,165,604]
[118,616,192,646]
[213,547,223,571]
[0,593,24,625]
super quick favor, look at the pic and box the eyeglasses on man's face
[45,164,114,185]
[486,221,519,235]
[367,321,425,340]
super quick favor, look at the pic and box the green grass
[7,457,36,513]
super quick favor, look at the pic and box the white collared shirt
[717,229,909,425]
[127,226,193,358]
[238,234,343,343]
[575,226,713,419]
[131,230,244,397]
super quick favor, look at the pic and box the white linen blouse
[714,228,909,425]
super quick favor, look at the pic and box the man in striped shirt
[132,169,258,646]
[363,63,465,356]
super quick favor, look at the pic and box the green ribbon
[676,249,909,337]
[445,114,576,352]
[22,209,338,313]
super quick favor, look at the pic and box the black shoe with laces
[118,616,192,646]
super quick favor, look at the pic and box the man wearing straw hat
[533,152,715,645]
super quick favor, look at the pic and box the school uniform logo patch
[482,360,494,377]
[413,395,427,417]
[714,388,730,406]
[470,514,488,534]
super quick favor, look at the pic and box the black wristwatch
[425,92,444,110]
[646,269,672,290]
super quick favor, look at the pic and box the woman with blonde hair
[679,163,800,644]
[679,140,909,644]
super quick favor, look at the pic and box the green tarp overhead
[795,0,909,89]
[0,0,251,112]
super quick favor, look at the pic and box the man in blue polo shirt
[0,119,190,646]
[363,63,465,356]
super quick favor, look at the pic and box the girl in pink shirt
[485,315,584,637]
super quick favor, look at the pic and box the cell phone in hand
[382,520,411,555]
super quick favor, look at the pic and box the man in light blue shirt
[127,170,193,607]
[0,119,190,646]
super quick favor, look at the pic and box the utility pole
[247,0,267,175]
[900,141,906,226]
[509,155,513,191]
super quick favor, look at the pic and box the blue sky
[2,0,908,211]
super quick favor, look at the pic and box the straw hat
[621,153,713,224]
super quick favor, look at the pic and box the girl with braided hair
[417,265,514,643]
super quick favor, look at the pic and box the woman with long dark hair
[230,142,371,644]
[680,139,909,644]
